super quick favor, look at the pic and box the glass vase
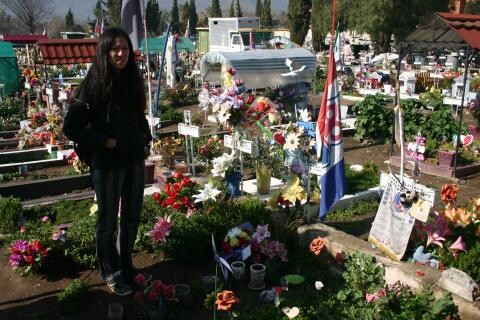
[255,166,272,195]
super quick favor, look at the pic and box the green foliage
[344,161,379,195]
[261,0,273,28]
[171,0,180,33]
[401,99,426,142]
[189,0,198,36]
[255,0,262,17]
[0,97,25,131]
[64,216,97,268]
[465,0,480,15]
[235,0,242,17]
[0,196,22,234]
[57,279,89,313]
[65,8,74,29]
[146,0,162,35]
[421,106,463,149]
[106,0,122,26]
[337,252,385,301]
[162,197,271,262]
[288,0,312,46]
[159,104,183,123]
[420,89,444,110]
[210,0,222,17]
[314,66,326,93]
[352,94,393,143]
[181,1,190,34]
[229,0,235,17]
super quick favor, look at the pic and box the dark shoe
[108,282,133,296]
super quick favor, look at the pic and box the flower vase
[49,133,55,145]
[231,261,246,281]
[226,171,242,197]
[248,263,266,290]
[255,166,271,195]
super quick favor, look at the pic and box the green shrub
[162,196,271,262]
[421,107,465,149]
[401,99,426,142]
[64,216,97,268]
[57,279,89,313]
[352,94,393,144]
[0,196,22,234]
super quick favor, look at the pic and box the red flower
[222,243,232,253]
[172,201,182,210]
[246,95,255,104]
[273,132,285,145]
[24,255,34,265]
[309,237,325,256]
[19,226,26,233]
[153,192,161,203]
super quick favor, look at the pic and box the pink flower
[449,236,467,258]
[424,215,451,248]
[52,229,65,241]
[41,216,49,223]
[19,226,26,233]
[366,293,378,303]
[149,217,172,244]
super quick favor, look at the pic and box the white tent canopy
[199,48,316,89]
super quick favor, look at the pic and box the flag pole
[141,0,154,138]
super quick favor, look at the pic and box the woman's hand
[105,138,117,149]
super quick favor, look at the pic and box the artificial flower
[315,281,324,291]
[51,229,66,241]
[283,132,300,151]
[441,184,459,204]
[149,216,172,244]
[298,108,311,122]
[134,273,146,284]
[424,215,451,247]
[471,196,480,212]
[453,208,474,228]
[309,237,325,256]
[192,182,221,203]
[253,224,271,243]
[41,216,49,223]
[281,175,307,204]
[215,290,239,311]
[449,236,467,257]
[273,131,285,145]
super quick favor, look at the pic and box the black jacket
[63,83,152,169]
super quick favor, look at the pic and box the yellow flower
[229,237,239,247]
[310,188,320,204]
[281,175,306,203]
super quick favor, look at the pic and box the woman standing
[63,28,151,296]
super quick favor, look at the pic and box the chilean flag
[316,0,345,219]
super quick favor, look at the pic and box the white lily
[192,182,221,203]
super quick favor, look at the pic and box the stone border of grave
[297,224,480,320]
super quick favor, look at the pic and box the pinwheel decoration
[212,234,232,282]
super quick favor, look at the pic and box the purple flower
[9,254,23,268]
[41,216,49,223]
[253,224,271,243]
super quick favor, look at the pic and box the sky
[50,0,289,23]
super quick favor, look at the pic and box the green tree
[255,0,262,17]
[106,0,121,26]
[171,0,180,33]
[210,0,222,17]
[181,1,190,34]
[93,0,106,20]
[465,0,480,14]
[235,0,243,17]
[310,0,350,51]
[261,0,273,28]
[65,8,74,29]
[288,0,311,46]
[348,0,449,53]
[189,0,198,36]
[229,0,235,17]
[310,0,323,52]
[146,0,161,35]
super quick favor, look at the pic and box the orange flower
[471,197,480,212]
[441,207,457,224]
[441,184,459,204]
[309,237,325,256]
[215,290,239,311]
[454,208,474,228]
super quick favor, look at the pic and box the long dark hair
[76,27,146,113]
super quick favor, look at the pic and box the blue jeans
[92,161,145,285]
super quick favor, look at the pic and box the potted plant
[251,134,284,195]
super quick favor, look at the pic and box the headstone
[438,268,479,302]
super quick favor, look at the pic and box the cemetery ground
[0,134,479,320]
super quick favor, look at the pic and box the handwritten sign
[178,123,201,137]
[368,174,435,261]
[224,135,234,148]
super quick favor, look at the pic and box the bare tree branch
[0,0,51,33]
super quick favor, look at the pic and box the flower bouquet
[251,224,288,263]
[152,172,198,214]
[221,222,253,261]
[9,239,49,274]
[133,273,177,319]
[151,136,183,169]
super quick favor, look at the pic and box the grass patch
[345,161,380,195]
